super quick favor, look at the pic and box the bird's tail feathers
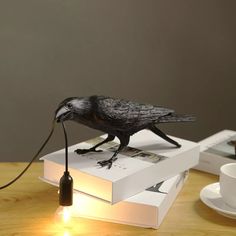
[158,114,196,123]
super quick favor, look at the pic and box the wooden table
[0,163,235,236]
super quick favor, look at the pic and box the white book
[194,130,236,175]
[41,130,199,204]
[41,171,188,229]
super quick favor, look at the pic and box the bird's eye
[66,103,73,109]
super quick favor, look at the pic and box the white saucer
[200,182,236,219]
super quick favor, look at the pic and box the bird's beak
[55,106,71,122]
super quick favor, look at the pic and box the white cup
[220,163,236,208]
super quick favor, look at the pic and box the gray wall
[0,0,235,161]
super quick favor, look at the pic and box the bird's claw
[97,157,117,169]
[74,148,103,155]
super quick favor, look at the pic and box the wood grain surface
[0,162,236,236]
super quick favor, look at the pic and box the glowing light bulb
[62,207,71,224]
[63,231,70,236]
[55,206,72,225]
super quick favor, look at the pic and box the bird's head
[55,97,91,123]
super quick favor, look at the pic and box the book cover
[194,130,236,175]
[41,130,199,204]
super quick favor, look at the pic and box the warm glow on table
[0,162,236,235]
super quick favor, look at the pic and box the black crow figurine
[55,95,195,169]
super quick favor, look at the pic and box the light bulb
[62,207,71,224]
[63,231,70,236]
[54,206,75,235]
[55,206,73,225]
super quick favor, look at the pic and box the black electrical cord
[61,122,68,173]
[0,120,56,190]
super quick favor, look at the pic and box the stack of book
[40,130,199,228]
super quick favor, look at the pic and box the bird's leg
[97,136,130,169]
[75,134,115,155]
[149,125,181,148]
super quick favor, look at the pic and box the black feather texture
[158,114,196,123]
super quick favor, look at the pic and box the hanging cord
[61,121,68,173]
[0,120,56,190]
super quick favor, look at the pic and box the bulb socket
[59,171,73,206]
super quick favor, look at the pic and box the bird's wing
[95,96,174,130]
